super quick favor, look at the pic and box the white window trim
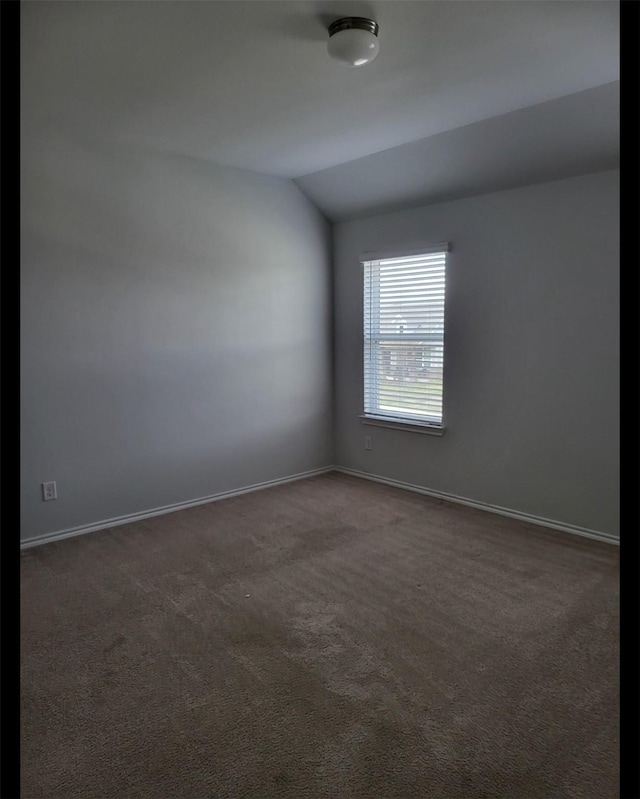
[360,242,450,434]
[359,415,445,436]
[359,242,451,262]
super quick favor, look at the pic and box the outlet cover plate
[42,481,57,501]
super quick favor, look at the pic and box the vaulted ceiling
[22,0,620,220]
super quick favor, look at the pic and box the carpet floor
[21,472,619,798]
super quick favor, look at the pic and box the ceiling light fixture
[327,17,380,67]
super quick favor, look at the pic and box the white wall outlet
[42,481,57,501]
[364,436,372,450]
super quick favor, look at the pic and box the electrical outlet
[42,481,57,501]
[364,436,372,450]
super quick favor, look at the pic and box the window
[361,244,449,431]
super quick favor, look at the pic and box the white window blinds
[362,245,448,426]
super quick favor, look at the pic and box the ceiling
[296,81,619,221]
[22,1,620,218]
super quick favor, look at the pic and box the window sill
[359,415,446,436]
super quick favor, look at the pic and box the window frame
[359,243,450,436]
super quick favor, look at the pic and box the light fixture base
[328,17,379,38]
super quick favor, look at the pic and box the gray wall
[21,135,333,541]
[333,170,619,538]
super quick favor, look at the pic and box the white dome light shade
[327,18,379,67]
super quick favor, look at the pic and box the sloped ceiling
[21,0,619,218]
[294,81,620,221]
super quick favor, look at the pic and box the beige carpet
[21,472,619,798]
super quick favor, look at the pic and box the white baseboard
[20,466,336,550]
[335,467,619,546]
[21,464,618,550]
